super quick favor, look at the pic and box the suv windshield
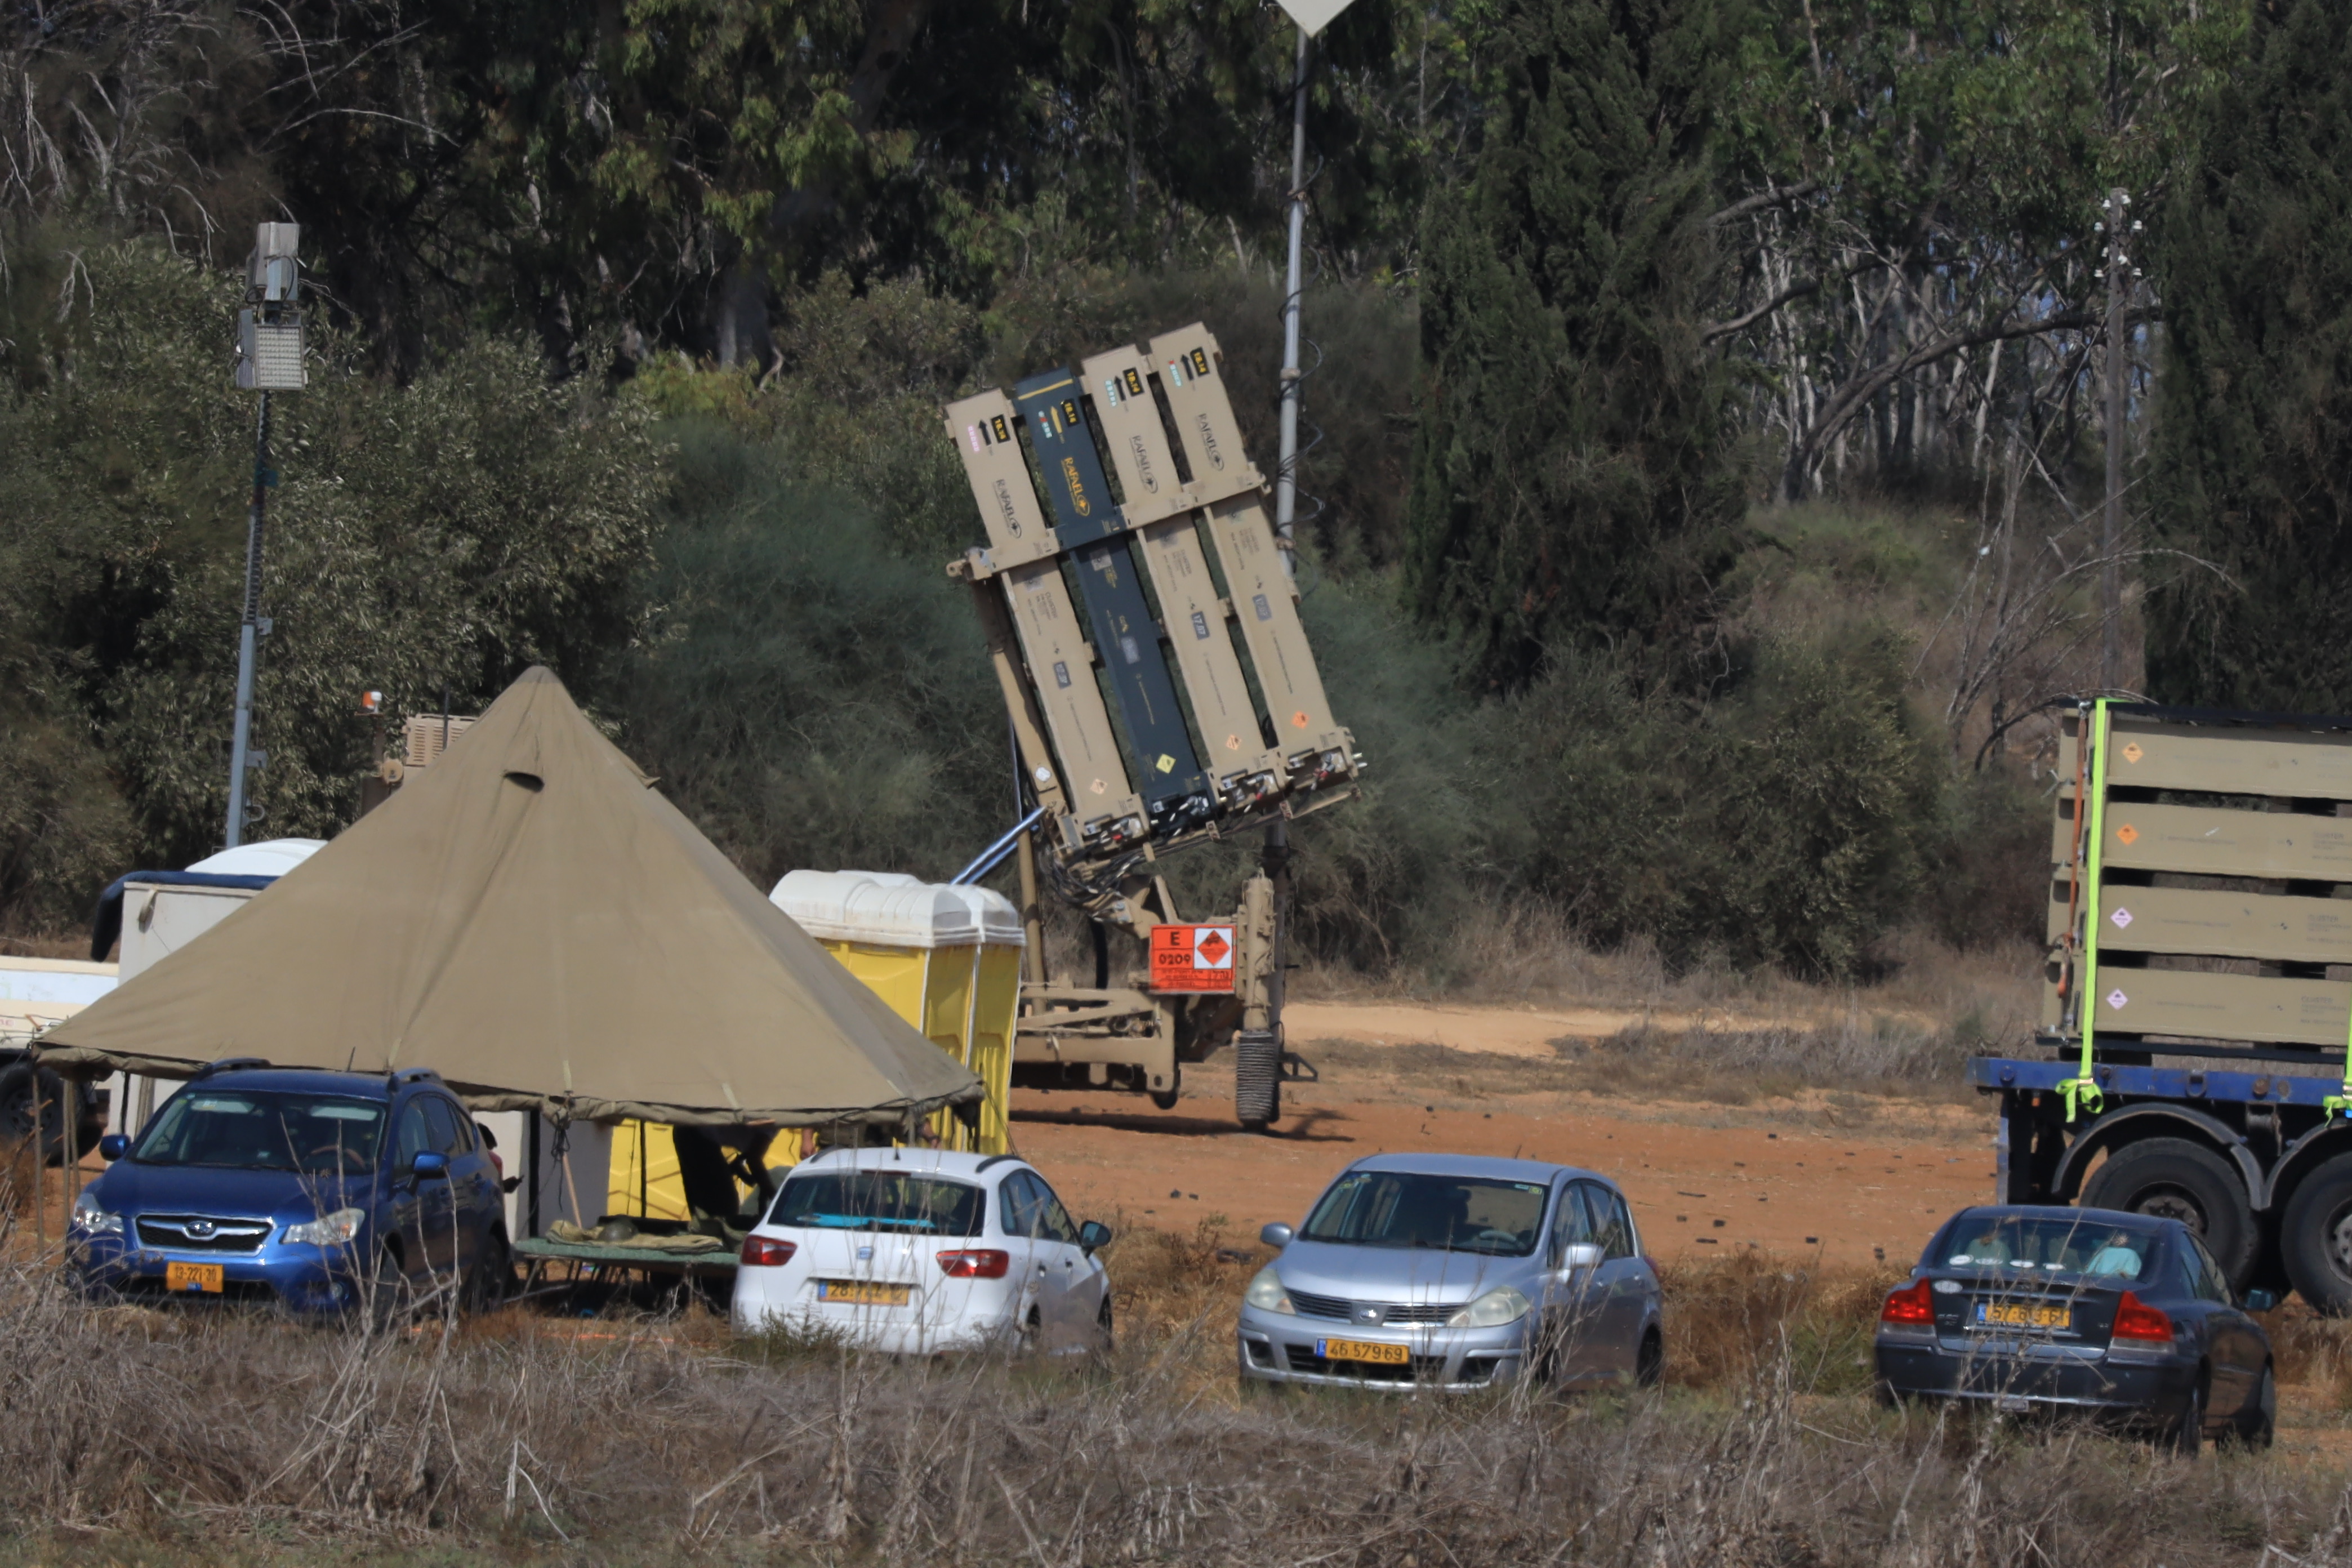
[769,1171,984,1236]
[135,1089,386,1174]
[1300,1170,1548,1256]
[1941,1214,2161,1280]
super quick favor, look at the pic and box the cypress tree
[2145,0,2352,710]
[1404,0,1744,691]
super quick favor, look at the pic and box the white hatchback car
[730,1147,1113,1353]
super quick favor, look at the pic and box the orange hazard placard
[1150,924,1237,994]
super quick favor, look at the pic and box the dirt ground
[1010,999,1995,1272]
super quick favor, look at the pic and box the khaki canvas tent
[37,668,982,1129]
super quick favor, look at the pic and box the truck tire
[0,1063,67,1166]
[2280,1155,2352,1315]
[2080,1138,2256,1288]
[1234,1029,1281,1131]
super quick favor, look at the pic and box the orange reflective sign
[1150,924,1237,993]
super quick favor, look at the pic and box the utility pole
[226,222,306,848]
[2101,188,2133,696]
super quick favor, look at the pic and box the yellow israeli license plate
[817,1280,910,1307]
[166,1262,224,1294]
[1974,1300,2069,1330]
[1317,1337,1410,1365]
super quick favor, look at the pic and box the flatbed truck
[1981,700,2352,1311]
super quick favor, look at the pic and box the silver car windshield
[1300,1171,1548,1256]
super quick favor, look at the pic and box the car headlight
[71,1193,122,1235]
[1244,1265,1295,1315]
[284,1207,364,1246]
[1444,1285,1531,1329]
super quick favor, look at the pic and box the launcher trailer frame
[942,324,1361,1130]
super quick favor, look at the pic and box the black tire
[1096,1291,1115,1351]
[0,1063,67,1166]
[2081,1138,2256,1288]
[2234,1363,2277,1451]
[464,1230,511,1313]
[1235,1030,1281,1130]
[2166,1373,2206,1459]
[1635,1330,1664,1389]
[2282,1154,2352,1314]
[1148,1088,1180,1111]
[367,1249,413,1333]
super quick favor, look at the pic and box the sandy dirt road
[1011,1001,1996,1272]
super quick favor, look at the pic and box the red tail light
[936,1248,1010,1279]
[740,1236,796,1268]
[1880,1279,1935,1326]
[2112,1290,2175,1342]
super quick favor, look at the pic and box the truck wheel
[2280,1155,2352,1314]
[0,1064,66,1166]
[1234,1030,1281,1131]
[2080,1138,2256,1288]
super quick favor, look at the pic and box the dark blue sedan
[68,1061,509,1319]
[1875,1205,2274,1455]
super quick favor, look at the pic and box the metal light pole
[1258,0,1353,1110]
[1274,24,1311,572]
[225,222,306,848]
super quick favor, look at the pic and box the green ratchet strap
[2061,700,2111,1122]
[2330,994,2352,1119]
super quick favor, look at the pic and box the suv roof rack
[191,1057,270,1080]
[387,1067,442,1086]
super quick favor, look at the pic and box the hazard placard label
[1150,924,1237,993]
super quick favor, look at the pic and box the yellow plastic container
[608,871,1023,1219]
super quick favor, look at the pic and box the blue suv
[69,1062,510,1316]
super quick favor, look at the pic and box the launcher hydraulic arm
[943,324,1361,1129]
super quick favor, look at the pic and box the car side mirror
[1078,1220,1113,1255]
[2242,1288,2280,1312]
[1260,1222,1294,1249]
[412,1151,450,1180]
[97,1134,130,1162]
[1556,1242,1603,1271]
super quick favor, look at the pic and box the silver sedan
[1237,1153,1663,1391]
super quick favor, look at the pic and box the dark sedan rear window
[1939,1214,2158,1280]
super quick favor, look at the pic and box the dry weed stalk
[0,1258,2338,1562]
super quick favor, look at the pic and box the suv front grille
[1289,1289,1352,1320]
[136,1215,272,1253]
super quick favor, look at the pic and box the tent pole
[32,1077,44,1256]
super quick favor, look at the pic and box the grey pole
[1259,23,1312,1102]
[2101,187,2128,696]
[1273,25,1310,576]
[223,391,271,848]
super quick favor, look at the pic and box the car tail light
[1880,1279,1935,1326]
[2112,1290,2175,1342]
[936,1249,1010,1279]
[740,1236,796,1268]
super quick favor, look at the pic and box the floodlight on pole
[224,221,304,850]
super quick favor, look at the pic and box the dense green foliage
[12,0,2299,980]
[0,242,662,921]
[2144,0,2352,710]
[1406,0,1746,689]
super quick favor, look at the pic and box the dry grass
[0,1231,2347,1566]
